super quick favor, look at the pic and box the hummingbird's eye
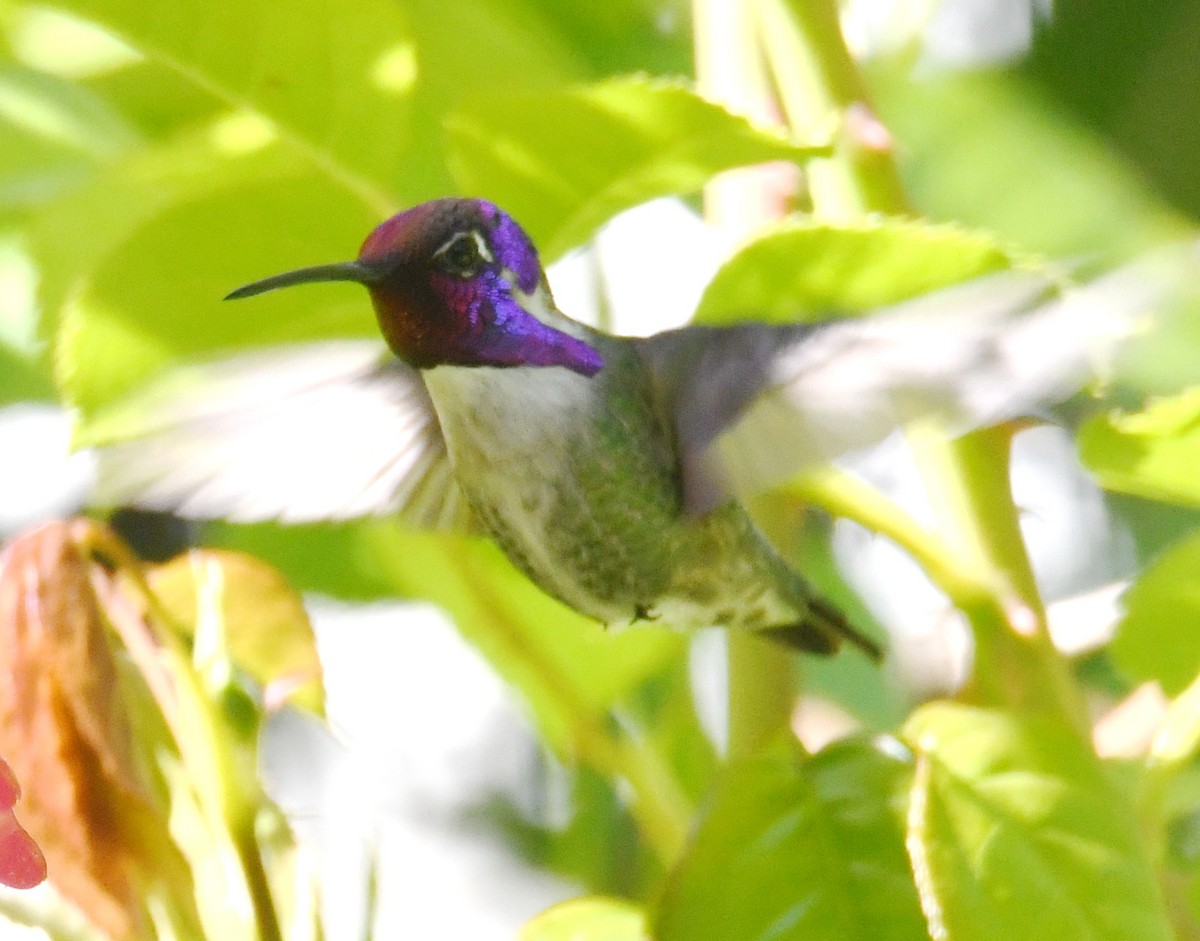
[433,230,494,279]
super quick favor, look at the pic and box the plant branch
[694,0,805,758]
[755,0,1089,731]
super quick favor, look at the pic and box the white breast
[422,364,605,600]
[423,363,596,462]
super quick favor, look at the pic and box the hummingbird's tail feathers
[765,593,884,662]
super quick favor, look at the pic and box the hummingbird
[91,198,1167,658]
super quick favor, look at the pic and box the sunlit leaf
[41,125,380,420]
[1079,388,1200,509]
[0,65,137,212]
[49,0,594,213]
[521,896,646,941]
[523,0,690,76]
[446,75,829,258]
[48,0,417,211]
[148,549,325,714]
[80,59,220,137]
[903,703,1171,941]
[653,737,921,941]
[694,218,1023,323]
[1110,531,1200,694]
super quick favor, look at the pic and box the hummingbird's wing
[639,263,1169,516]
[88,340,474,529]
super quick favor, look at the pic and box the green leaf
[653,737,923,941]
[0,344,53,404]
[872,68,1188,261]
[47,0,419,212]
[446,75,829,258]
[523,0,690,76]
[83,60,224,139]
[147,548,325,714]
[521,896,646,941]
[694,218,1022,324]
[903,703,1171,941]
[48,0,592,214]
[40,125,382,420]
[1110,530,1200,694]
[1080,389,1200,509]
[0,64,138,212]
[0,236,54,403]
[634,656,720,806]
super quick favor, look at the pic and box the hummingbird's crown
[360,198,544,297]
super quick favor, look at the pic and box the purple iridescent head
[226,198,604,377]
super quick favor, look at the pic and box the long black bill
[224,260,386,301]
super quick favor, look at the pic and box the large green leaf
[42,126,382,420]
[446,75,830,258]
[1110,531,1200,694]
[1080,389,1200,510]
[523,0,690,76]
[653,737,923,941]
[694,218,1023,324]
[48,0,593,210]
[0,64,138,212]
[903,703,1171,941]
[34,0,593,428]
[46,0,417,211]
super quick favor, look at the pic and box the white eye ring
[433,229,494,277]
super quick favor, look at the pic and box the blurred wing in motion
[88,340,474,529]
[642,251,1193,515]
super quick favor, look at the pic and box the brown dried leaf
[0,521,171,937]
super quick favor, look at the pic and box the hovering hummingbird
[91,198,1165,658]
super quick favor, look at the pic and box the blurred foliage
[0,520,317,938]
[0,0,1198,938]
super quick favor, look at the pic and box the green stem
[232,822,284,941]
[726,633,797,759]
[599,727,694,859]
[782,468,998,608]
[907,427,1086,730]
[755,0,907,218]
[694,0,803,759]
[757,0,1089,731]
